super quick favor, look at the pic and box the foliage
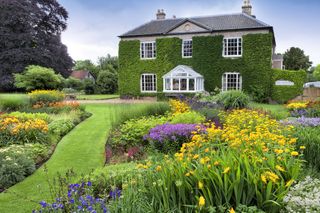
[144,124,205,153]
[28,90,65,106]
[284,176,320,212]
[83,79,95,95]
[283,47,312,71]
[285,101,320,117]
[126,110,302,212]
[271,69,306,103]
[0,96,29,112]
[96,70,118,94]
[65,77,84,91]
[216,90,250,109]
[0,116,49,146]
[73,60,99,77]
[0,149,35,189]
[169,111,206,124]
[119,34,273,98]
[293,127,320,170]
[14,65,64,91]
[6,111,51,123]
[0,0,72,91]
[49,119,75,137]
[313,64,320,80]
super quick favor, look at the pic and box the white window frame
[140,41,156,60]
[223,37,242,58]
[182,39,193,58]
[222,72,242,91]
[141,74,157,93]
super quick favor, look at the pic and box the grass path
[0,104,117,212]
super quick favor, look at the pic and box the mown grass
[0,103,164,212]
[76,94,119,100]
[249,102,290,120]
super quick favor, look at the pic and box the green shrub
[294,127,320,170]
[49,119,75,137]
[96,70,118,94]
[170,111,205,124]
[216,90,250,109]
[0,97,29,111]
[65,77,84,90]
[14,65,64,91]
[28,90,65,105]
[0,150,35,189]
[83,79,95,95]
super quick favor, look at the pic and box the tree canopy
[283,47,312,71]
[313,65,320,81]
[0,0,73,91]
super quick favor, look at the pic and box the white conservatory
[163,65,204,93]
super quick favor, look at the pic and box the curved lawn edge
[0,104,115,212]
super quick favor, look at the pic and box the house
[70,70,95,82]
[118,0,284,97]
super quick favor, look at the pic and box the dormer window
[140,41,156,59]
[223,37,242,57]
[182,40,192,58]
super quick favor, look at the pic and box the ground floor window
[141,74,157,92]
[222,72,242,91]
[163,65,204,93]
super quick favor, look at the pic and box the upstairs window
[182,40,192,58]
[223,37,242,57]
[141,42,156,59]
[222,72,242,91]
[141,74,157,92]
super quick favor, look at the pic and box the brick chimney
[156,9,166,20]
[242,0,252,16]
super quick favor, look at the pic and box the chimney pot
[242,0,253,16]
[156,9,166,20]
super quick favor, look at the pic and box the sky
[59,0,320,66]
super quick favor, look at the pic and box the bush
[65,77,84,90]
[0,116,49,147]
[0,150,35,189]
[96,70,118,94]
[49,119,75,137]
[83,79,95,95]
[0,97,29,111]
[216,90,250,109]
[28,90,65,106]
[14,65,64,91]
[170,111,205,124]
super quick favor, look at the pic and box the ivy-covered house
[118,0,284,97]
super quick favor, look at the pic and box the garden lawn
[0,93,28,101]
[0,104,131,212]
[76,94,119,100]
[249,102,290,120]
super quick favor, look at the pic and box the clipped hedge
[271,69,306,103]
[119,33,273,98]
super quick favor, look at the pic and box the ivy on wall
[271,69,306,103]
[118,33,273,98]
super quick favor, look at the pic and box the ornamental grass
[127,109,302,212]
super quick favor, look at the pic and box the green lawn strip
[0,104,116,212]
[0,93,28,100]
[249,102,290,120]
[76,94,119,100]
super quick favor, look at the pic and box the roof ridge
[151,13,244,22]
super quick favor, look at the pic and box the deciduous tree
[283,47,312,71]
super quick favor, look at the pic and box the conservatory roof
[163,65,203,78]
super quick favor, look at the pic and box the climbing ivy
[118,33,273,98]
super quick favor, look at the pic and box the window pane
[173,79,179,90]
[222,73,241,91]
[180,79,187,90]
[189,79,195,91]
[141,74,156,92]
[165,78,171,90]
[224,38,242,56]
[183,40,192,57]
[141,42,156,59]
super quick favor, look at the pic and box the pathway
[0,104,116,212]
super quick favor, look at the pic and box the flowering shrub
[33,181,110,213]
[0,116,49,146]
[28,90,65,105]
[130,110,302,212]
[284,176,320,212]
[169,99,190,114]
[144,123,206,153]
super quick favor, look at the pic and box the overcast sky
[59,0,320,66]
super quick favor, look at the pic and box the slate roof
[120,13,272,38]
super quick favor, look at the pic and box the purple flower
[281,117,320,127]
[39,201,47,208]
[109,188,121,199]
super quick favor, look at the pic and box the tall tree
[313,65,320,81]
[97,54,119,71]
[73,60,98,77]
[0,0,73,91]
[283,47,312,71]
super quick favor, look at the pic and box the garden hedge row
[271,69,306,103]
[119,33,273,98]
